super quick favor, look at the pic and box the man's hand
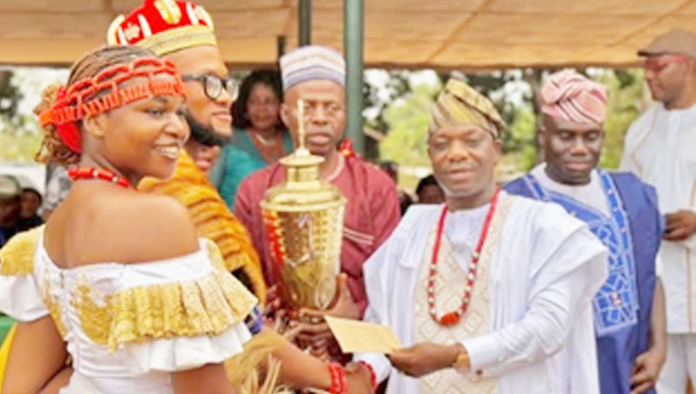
[289,273,360,349]
[665,210,696,241]
[303,273,361,321]
[630,348,666,394]
[262,285,289,332]
[263,285,282,319]
[388,343,461,378]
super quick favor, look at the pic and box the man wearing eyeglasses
[178,73,236,174]
[107,0,266,302]
[621,28,696,394]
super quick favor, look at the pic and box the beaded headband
[39,57,187,154]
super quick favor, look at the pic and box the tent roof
[1,0,693,69]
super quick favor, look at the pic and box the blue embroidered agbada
[506,170,663,394]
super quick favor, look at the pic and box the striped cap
[540,69,607,125]
[280,46,345,91]
[429,79,505,139]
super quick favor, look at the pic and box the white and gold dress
[0,227,259,394]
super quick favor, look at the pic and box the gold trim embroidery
[205,239,227,271]
[72,274,112,345]
[0,225,44,276]
[70,242,257,351]
[155,0,182,25]
[135,25,217,56]
[42,265,68,338]
[108,268,256,351]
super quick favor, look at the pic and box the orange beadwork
[339,139,355,159]
[68,167,133,189]
[427,188,500,327]
[39,57,187,153]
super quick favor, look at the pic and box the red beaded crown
[38,57,187,154]
[107,0,217,56]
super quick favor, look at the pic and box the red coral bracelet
[358,361,377,389]
[327,363,348,394]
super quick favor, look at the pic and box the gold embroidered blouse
[0,231,259,393]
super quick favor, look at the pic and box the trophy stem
[296,99,310,157]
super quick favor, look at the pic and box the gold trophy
[261,100,346,313]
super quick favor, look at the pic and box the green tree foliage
[0,70,21,119]
[504,102,537,175]
[379,83,441,167]
[0,115,42,162]
[0,70,43,162]
[594,69,645,169]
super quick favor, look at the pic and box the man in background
[236,45,401,360]
[108,0,266,301]
[42,163,70,221]
[621,29,696,394]
[0,176,21,248]
[415,174,444,204]
[18,188,43,231]
[380,161,414,215]
[507,69,666,394]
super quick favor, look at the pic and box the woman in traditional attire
[0,45,370,394]
[211,69,292,210]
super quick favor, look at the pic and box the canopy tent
[1,0,694,69]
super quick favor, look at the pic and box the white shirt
[621,104,696,333]
[354,194,608,394]
[445,202,489,275]
[530,164,609,216]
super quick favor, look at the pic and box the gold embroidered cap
[429,78,505,139]
[107,0,217,56]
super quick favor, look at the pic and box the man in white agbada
[352,79,608,394]
[620,29,696,394]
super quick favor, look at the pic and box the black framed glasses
[182,74,238,101]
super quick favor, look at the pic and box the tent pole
[299,0,311,46]
[344,0,365,155]
[277,35,286,60]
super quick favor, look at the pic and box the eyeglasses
[644,55,689,73]
[182,74,238,101]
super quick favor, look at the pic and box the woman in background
[212,69,292,210]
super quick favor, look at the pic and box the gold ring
[301,315,324,324]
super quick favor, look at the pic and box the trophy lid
[261,99,346,212]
